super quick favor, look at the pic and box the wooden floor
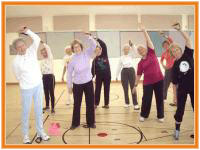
[5,83,194,145]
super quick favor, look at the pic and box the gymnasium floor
[5,82,194,145]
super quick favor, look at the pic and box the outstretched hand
[19,26,28,34]
[129,40,133,47]
[172,22,181,31]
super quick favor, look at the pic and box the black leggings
[42,74,55,109]
[72,81,95,126]
[95,75,111,106]
[141,80,164,119]
[174,87,194,123]
[121,68,138,105]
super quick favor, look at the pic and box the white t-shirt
[12,29,42,89]
[116,54,134,78]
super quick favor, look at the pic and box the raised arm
[97,38,108,58]
[19,26,41,52]
[179,30,192,49]
[173,23,192,49]
[139,23,154,49]
[85,33,97,58]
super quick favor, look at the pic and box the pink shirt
[161,50,175,69]
[137,47,163,85]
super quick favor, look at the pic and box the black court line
[62,122,143,144]
[142,130,193,142]
[138,127,147,141]
[30,89,65,144]
[6,122,21,139]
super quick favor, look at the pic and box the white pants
[20,83,44,136]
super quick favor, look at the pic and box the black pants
[42,74,55,109]
[163,69,173,100]
[95,75,111,106]
[141,80,164,119]
[121,68,138,105]
[72,81,95,126]
[174,86,194,123]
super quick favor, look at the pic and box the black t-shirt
[172,46,194,90]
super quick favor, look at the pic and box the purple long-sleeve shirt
[67,36,97,88]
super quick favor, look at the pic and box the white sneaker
[66,100,70,105]
[124,104,130,108]
[174,130,180,140]
[23,135,31,144]
[139,116,145,122]
[41,132,50,141]
[158,118,164,123]
[134,105,140,110]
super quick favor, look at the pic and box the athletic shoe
[174,130,180,140]
[134,105,140,110]
[23,135,31,144]
[158,118,164,123]
[41,132,50,141]
[139,116,145,122]
[102,105,109,109]
[124,104,130,108]
[43,106,50,111]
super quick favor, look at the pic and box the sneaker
[70,125,79,130]
[102,105,109,109]
[158,118,164,123]
[169,103,176,106]
[23,135,31,144]
[43,106,50,111]
[41,132,50,141]
[51,109,55,114]
[134,105,140,110]
[174,130,180,140]
[139,116,145,122]
[66,100,70,105]
[83,124,96,129]
[124,104,130,108]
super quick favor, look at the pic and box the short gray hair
[12,38,26,49]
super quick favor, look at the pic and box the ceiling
[6,5,194,18]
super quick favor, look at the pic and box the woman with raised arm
[67,33,97,130]
[12,27,50,144]
[40,41,55,114]
[91,38,111,109]
[170,23,194,140]
[132,23,164,123]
